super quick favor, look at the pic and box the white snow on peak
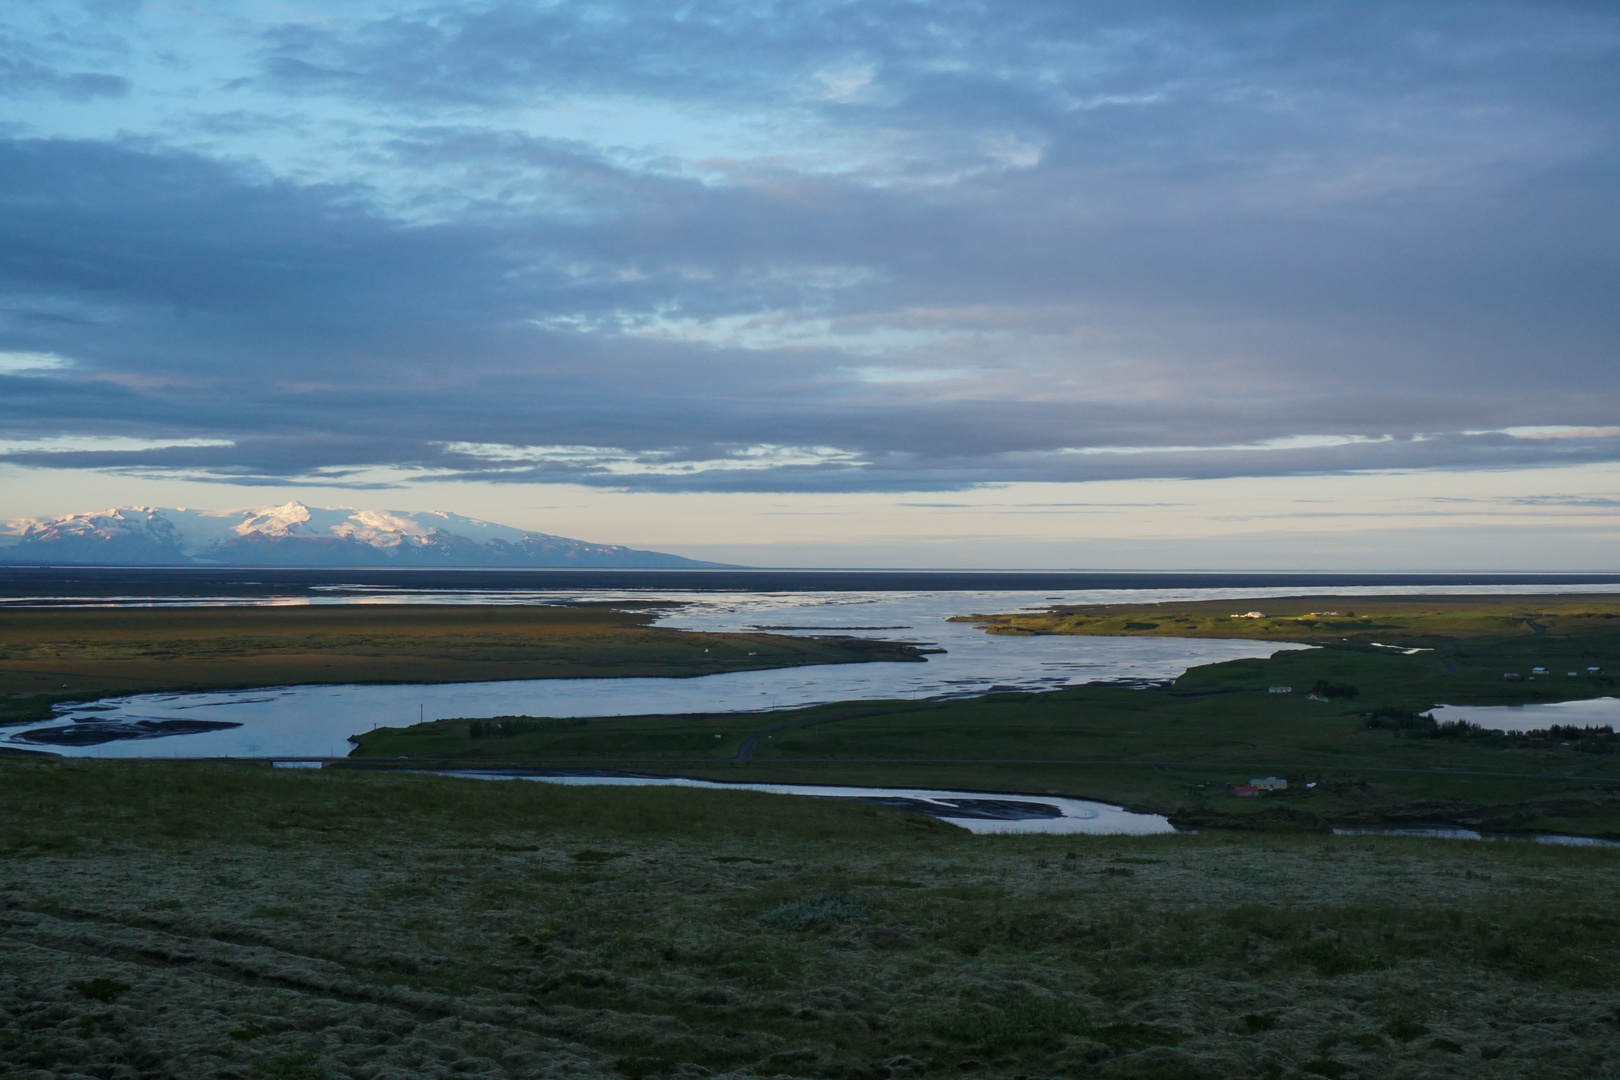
[2,505,167,542]
[332,509,432,549]
[0,502,717,566]
[3,503,569,555]
[231,501,314,538]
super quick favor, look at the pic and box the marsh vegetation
[954,595,1620,708]
[350,599,1620,836]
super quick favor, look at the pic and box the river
[5,588,1314,758]
[12,582,1620,758]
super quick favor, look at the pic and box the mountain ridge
[0,503,729,569]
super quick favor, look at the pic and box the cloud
[0,351,71,375]
[1487,425,1620,441]
[0,2,1616,493]
[0,56,125,101]
[0,16,129,102]
[0,435,232,455]
[443,442,867,476]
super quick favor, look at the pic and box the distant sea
[3,565,1619,605]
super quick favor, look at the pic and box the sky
[1,0,1617,568]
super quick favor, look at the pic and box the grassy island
[953,591,1620,637]
[949,592,1620,712]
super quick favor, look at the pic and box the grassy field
[956,592,1620,649]
[2,758,1618,1080]
[346,694,1620,837]
[0,604,925,727]
[348,596,1620,836]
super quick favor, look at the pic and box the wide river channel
[10,579,1620,836]
[8,588,1319,758]
[11,582,1620,759]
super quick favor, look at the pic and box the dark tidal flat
[2,760,1619,1080]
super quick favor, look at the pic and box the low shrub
[934,994,1089,1050]
[265,1051,326,1080]
[72,978,129,1002]
[572,849,628,863]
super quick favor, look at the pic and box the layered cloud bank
[0,503,722,568]
[0,1,1616,500]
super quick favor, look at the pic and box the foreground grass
[2,760,1619,1079]
[0,604,924,726]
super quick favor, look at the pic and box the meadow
[2,758,1618,1080]
[954,593,1620,686]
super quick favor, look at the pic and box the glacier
[0,502,728,568]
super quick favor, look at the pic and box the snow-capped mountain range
[0,503,726,568]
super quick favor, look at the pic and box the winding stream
[421,773,1178,836]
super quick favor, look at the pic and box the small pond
[1430,696,1620,732]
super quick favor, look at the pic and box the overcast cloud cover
[1,0,1618,500]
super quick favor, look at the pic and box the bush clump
[1541,723,1616,752]
[1360,707,1435,732]
[1363,711,1618,748]
[759,894,869,929]
[1362,713,1487,740]
[1450,722,1615,750]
